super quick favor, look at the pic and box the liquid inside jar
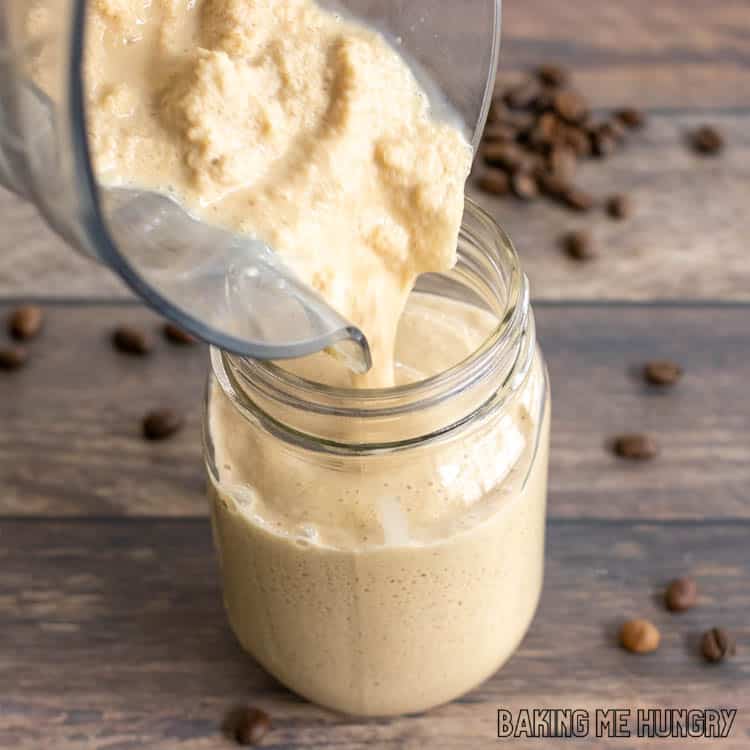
[207,290,550,715]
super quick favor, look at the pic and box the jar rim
[216,197,530,425]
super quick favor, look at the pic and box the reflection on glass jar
[203,200,550,716]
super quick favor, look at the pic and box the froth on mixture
[27,0,473,387]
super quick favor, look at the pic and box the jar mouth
[217,198,530,423]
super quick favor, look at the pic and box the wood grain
[501,0,750,110]
[0,518,747,749]
[2,0,750,303]
[0,302,748,520]
[2,111,749,302]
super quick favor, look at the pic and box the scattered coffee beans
[233,707,272,746]
[0,346,28,371]
[142,409,184,441]
[478,66,647,235]
[113,326,152,356]
[701,627,736,663]
[163,322,198,346]
[690,125,724,156]
[665,577,698,612]
[562,230,595,261]
[8,305,43,341]
[621,619,661,654]
[613,434,658,460]
[606,194,632,220]
[644,360,683,387]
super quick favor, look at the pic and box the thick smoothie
[209,293,550,715]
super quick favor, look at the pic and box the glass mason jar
[203,199,550,717]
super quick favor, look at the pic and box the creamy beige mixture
[29,0,549,716]
[210,294,550,715]
[29,0,472,387]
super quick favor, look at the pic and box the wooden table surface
[1,1,749,748]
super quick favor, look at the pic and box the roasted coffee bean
[537,112,560,140]
[665,577,697,612]
[701,628,736,663]
[0,346,28,370]
[549,146,577,183]
[561,186,595,212]
[616,107,646,130]
[644,359,683,386]
[9,305,43,341]
[621,619,660,654]
[599,118,627,143]
[142,408,184,441]
[537,171,569,199]
[591,129,617,158]
[113,326,153,356]
[510,171,539,201]
[478,170,510,196]
[531,86,557,114]
[553,89,588,124]
[483,122,517,143]
[536,63,569,88]
[563,126,592,157]
[562,230,595,261]
[606,194,632,220]
[613,433,658,460]
[691,125,724,156]
[483,141,526,171]
[503,79,540,110]
[163,322,198,345]
[234,708,272,746]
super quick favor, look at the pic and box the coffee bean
[483,122,517,143]
[701,627,736,663]
[163,322,198,346]
[621,619,660,654]
[536,64,569,88]
[553,90,588,124]
[591,129,617,158]
[561,186,595,212]
[142,409,184,441]
[0,346,28,371]
[563,126,592,158]
[9,305,43,341]
[503,79,540,110]
[562,230,595,261]
[644,359,683,387]
[549,146,577,183]
[510,171,539,201]
[613,433,658,460]
[113,326,153,356]
[234,708,271,746]
[599,119,627,144]
[478,169,510,196]
[665,577,697,612]
[483,142,526,171]
[537,171,569,199]
[616,107,646,130]
[691,125,724,156]
[606,194,632,220]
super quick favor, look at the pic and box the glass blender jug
[0,0,500,368]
